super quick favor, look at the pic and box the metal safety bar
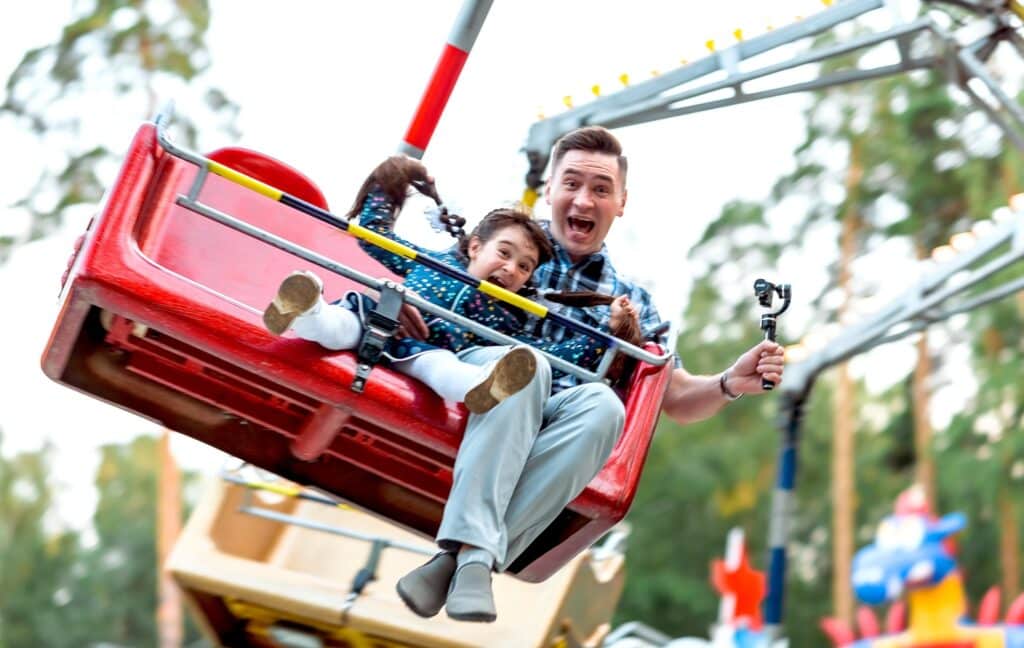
[231,474,436,558]
[152,107,671,386]
[222,472,351,510]
[226,471,436,631]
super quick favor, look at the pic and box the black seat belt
[351,280,405,393]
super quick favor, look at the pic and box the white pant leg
[435,345,552,565]
[290,300,363,350]
[498,382,625,571]
[391,349,486,404]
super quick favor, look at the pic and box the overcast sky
[2,1,976,528]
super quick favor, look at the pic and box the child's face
[466,225,540,293]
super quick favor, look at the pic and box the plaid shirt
[532,221,675,391]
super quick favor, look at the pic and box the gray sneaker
[396,552,456,618]
[262,271,323,335]
[464,346,537,415]
[445,562,497,623]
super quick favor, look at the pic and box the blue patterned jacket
[355,191,621,377]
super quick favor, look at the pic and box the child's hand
[369,156,441,206]
[609,295,638,331]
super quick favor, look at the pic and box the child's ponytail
[542,291,644,347]
[348,155,468,249]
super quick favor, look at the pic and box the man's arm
[661,340,785,425]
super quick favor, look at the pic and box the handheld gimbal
[753,278,791,390]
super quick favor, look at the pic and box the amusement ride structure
[38,0,1024,645]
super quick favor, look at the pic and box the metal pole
[156,430,183,648]
[763,390,809,638]
[398,0,495,158]
[763,213,1024,632]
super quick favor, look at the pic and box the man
[395,126,785,623]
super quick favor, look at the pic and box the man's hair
[458,208,554,269]
[550,126,628,186]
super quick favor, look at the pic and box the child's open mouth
[488,276,507,288]
[567,217,595,234]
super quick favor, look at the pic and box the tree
[0,431,202,646]
[60,436,163,644]
[616,201,852,645]
[0,0,239,264]
[767,39,1023,625]
[616,29,1024,640]
[0,432,82,647]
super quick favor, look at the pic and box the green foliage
[61,437,162,644]
[615,13,1024,643]
[0,0,238,263]
[0,432,82,647]
[0,433,201,645]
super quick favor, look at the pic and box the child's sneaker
[464,347,537,414]
[262,271,323,335]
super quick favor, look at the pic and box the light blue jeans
[436,345,626,571]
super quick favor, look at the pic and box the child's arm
[349,156,441,277]
[353,191,419,277]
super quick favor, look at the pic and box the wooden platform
[168,479,626,647]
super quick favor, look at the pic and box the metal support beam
[523,0,886,183]
[762,212,1024,634]
[592,18,936,129]
[783,215,1024,395]
[514,0,1024,634]
[522,0,1024,189]
[956,45,1024,149]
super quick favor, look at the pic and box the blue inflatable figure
[824,485,1024,647]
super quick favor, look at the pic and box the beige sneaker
[262,271,323,335]
[463,346,537,415]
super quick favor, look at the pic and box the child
[262,156,640,413]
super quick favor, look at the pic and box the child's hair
[456,208,554,270]
[346,156,442,219]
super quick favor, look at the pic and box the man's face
[545,149,626,262]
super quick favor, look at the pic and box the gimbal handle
[754,279,791,391]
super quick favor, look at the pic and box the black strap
[340,539,387,621]
[352,281,405,393]
[350,540,385,598]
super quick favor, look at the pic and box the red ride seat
[41,122,673,581]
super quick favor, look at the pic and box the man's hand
[396,302,429,341]
[724,340,785,395]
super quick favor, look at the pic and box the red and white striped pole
[398,0,494,159]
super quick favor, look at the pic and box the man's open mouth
[567,217,595,234]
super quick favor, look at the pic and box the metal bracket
[352,281,405,393]
[340,539,386,624]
